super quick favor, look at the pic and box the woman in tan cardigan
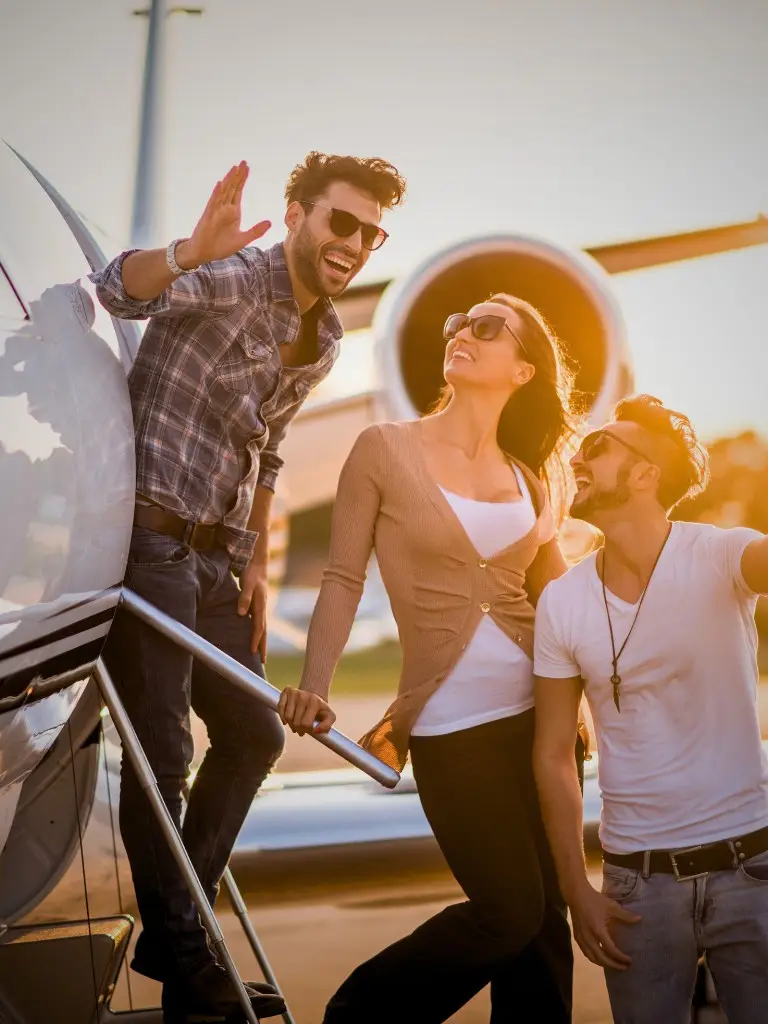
[279,293,582,1023]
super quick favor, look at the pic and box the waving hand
[185,162,271,267]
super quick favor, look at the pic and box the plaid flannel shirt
[90,242,343,570]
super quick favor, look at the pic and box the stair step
[0,916,133,1023]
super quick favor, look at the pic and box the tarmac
[115,869,612,1022]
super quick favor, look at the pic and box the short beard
[292,224,326,299]
[570,467,632,523]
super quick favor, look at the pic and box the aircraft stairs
[0,590,400,1024]
[0,917,138,1024]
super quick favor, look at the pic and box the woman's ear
[516,362,536,387]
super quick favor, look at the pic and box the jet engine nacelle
[372,234,634,424]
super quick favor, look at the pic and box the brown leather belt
[133,502,227,552]
[603,825,768,880]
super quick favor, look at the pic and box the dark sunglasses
[302,201,388,251]
[443,313,527,356]
[578,429,654,464]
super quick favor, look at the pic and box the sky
[1,0,767,440]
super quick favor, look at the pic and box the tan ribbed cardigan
[298,421,568,772]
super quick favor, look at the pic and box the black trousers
[324,710,580,1023]
[105,527,285,978]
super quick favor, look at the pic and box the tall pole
[130,0,166,249]
[130,3,202,249]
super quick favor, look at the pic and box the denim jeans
[601,847,768,1023]
[105,526,285,978]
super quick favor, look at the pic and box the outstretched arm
[278,427,383,736]
[91,162,271,318]
[741,535,768,595]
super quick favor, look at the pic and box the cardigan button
[480,602,490,613]
[478,559,488,568]
[514,634,523,643]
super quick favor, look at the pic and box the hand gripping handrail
[120,587,401,789]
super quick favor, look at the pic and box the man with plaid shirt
[92,152,405,1020]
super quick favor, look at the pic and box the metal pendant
[611,673,621,712]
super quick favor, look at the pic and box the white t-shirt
[534,521,768,854]
[412,467,537,736]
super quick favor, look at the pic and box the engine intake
[373,234,633,423]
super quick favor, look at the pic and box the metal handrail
[219,865,296,1024]
[112,586,399,1021]
[94,658,260,1024]
[120,588,401,789]
[183,779,297,1024]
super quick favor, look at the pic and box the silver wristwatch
[166,238,192,276]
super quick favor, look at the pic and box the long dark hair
[431,292,578,514]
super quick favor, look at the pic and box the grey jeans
[601,848,768,1023]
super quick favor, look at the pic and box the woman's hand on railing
[277,687,337,736]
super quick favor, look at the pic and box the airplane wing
[333,214,768,331]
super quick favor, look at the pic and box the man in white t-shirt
[532,394,768,1024]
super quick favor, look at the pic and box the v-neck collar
[591,522,678,609]
[407,422,550,563]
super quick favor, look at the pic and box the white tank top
[412,465,537,737]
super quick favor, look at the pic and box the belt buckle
[669,843,712,882]
[185,521,207,549]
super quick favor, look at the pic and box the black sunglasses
[302,202,388,251]
[443,313,527,356]
[579,429,655,464]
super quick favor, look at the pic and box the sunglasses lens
[329,209,359,238]
[581,432,605,460]
[328,209,387,251]
[361,225,387,251]
[444,314,469,341]
[473,315,505,341]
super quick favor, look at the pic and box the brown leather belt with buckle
[603,825,768,881]
[133,501,226,553]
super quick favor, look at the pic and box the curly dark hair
[284,151,406,210]
[612,394,710,510]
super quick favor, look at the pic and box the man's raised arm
[92,162,271,317]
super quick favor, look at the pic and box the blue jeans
[105,526,285,978]
[601,848,768,1023]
